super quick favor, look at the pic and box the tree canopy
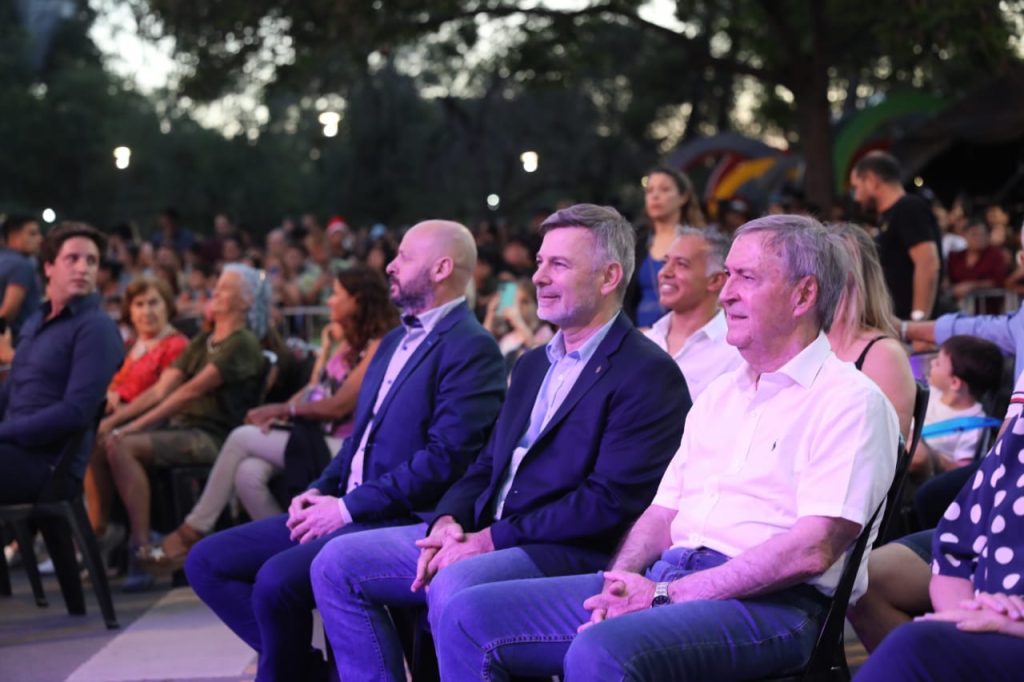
[128,0,1024,211]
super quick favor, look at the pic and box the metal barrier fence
[278,305,332,344]
[959,288,1019,316]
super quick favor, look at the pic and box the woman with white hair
[99,264,269,590]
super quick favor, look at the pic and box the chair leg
[411,611,440,682]
[68,501,119,629]
[0,544,11,596]
[12,522,47,607]
[38,516,86,616]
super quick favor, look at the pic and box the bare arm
[304,323,341,398]
[904,320,937,345]
[294,337,382,422]
[0,283,26,322]
[930,574,977,612]
[667,515,861,603]
[128,363,224,431]
[909,241,941,317]
[102,367,185,431]
[608,504,676,572]
[860,337,915,442]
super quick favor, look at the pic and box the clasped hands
[579,570,662,632]
[918,592,1024,633]
[410,516,494,592]
[286,489,346,544]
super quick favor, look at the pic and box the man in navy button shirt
[0,222,124,503]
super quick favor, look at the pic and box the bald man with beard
[186,220,507,682]
[311,204,690,682]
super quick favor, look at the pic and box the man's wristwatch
[910,309,927,322]
[651,581,671,607]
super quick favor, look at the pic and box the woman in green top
[99,264,269,589]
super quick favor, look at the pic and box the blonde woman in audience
[828,223,916,439]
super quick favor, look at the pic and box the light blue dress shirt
[493,314,619,518]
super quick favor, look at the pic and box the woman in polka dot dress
[855,410,1024,681]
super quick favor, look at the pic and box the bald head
[386,219,477,313]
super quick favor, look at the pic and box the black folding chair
[766,382,929,681]
[0,402,118,628]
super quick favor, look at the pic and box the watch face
[651,594,671,607]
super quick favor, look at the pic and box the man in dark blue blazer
[310,204,691,682]
[186,220,506,682]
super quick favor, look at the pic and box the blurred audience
[146,266,399,570]
[97,264,268,590]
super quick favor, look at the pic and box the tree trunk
[792,76,835,213]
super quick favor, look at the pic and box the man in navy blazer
[186,220,506,682]
[310,204,691,682]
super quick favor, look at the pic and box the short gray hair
[540,204,636,298]
[223,263,272,339]
[676,225,731,275]
[734,214,849,332]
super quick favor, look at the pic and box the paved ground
[0,568,257,682]
[0,562,869,682]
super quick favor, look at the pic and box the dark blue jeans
[310,522,546,682]
[436,546,829,681]
[184,513,413,682]
[855,620,1024,682]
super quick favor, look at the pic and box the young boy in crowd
[912,334,1004,477]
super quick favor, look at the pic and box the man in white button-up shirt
[643,226,743,399]
[433,213,901,682]
[310,204,690,682]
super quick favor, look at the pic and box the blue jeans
[185,513,411,682]
[436,547,829,681]
[855,620,1024,682]
[310,522,545,682]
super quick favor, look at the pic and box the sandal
[139,523,205,572]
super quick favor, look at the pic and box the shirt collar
[650,308,726,347]
[405,296,465,336]
[738,331,832,390]
[546,312,619,364]
[40,292,101,320]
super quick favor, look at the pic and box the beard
[390,270,432,312]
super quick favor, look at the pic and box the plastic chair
[0,403,118,628]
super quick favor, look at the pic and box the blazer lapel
[369,303,468,434]
[532,313,631,444]
[489,353,549,476]
[348,330,401,440]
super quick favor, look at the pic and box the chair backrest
[875,382,930,546]
[37,401,107,504]
[797,391,925,680]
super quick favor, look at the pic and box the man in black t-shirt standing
[850,151,942,320]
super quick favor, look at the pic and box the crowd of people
[0,149,1022,681]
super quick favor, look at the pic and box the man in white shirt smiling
[431,213,901,681]
[644,226,742,399]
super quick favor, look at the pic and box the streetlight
[520,151,539,173]
[487,194,500,210]
[113,146,131,170]
[42,208,56,223]
[319,111,341,138]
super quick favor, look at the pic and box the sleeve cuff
[337,498,353,524]
[933,313,957,345]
